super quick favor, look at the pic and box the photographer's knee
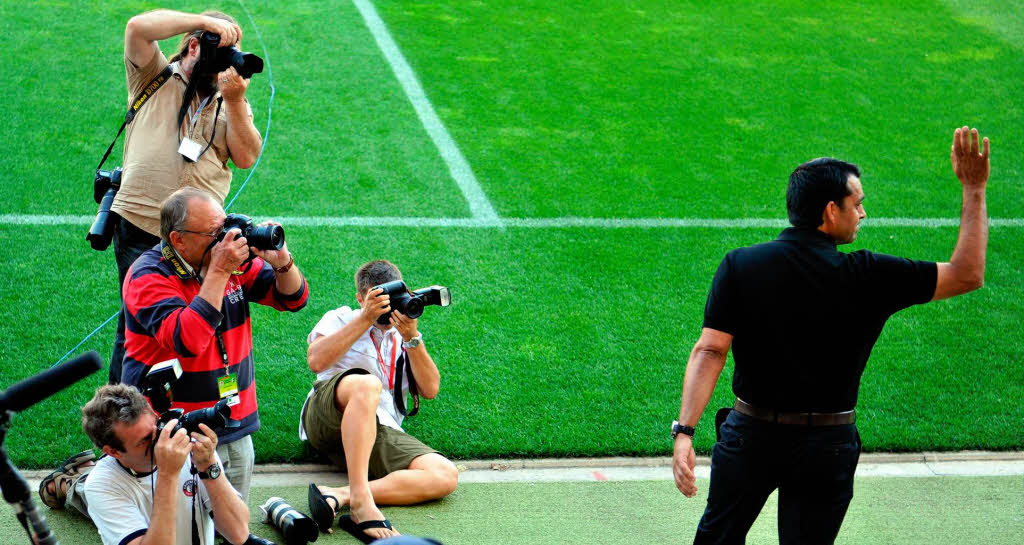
[430,460,459,498]
[337,373,383,409]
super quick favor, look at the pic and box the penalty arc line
[351,0,501,224]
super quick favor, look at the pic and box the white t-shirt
[84,453,220,545]
[299,306,411,439]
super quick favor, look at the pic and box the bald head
[160,187,218,243]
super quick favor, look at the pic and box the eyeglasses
[178,228,220,238]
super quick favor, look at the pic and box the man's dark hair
[81,384,152,452]
[355,260,402,296]
[786,157,861,228]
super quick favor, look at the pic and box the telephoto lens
[260,497,319,545]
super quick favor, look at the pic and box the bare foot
[350,494,399,540]
[316,485,346,516]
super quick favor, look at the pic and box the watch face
[207,464,221,479]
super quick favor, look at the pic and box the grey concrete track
[23,451,1024,489]
[250,451,1024,487]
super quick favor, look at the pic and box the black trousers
[694,410,861,545]
[109,217,160,384]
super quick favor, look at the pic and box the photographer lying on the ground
[59,384,250,545]
[302,260,457,542]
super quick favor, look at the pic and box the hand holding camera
[360,287,391,327]
[209,228,250,276]
[218,66,248,103]
[248,220,290,269]
[154,418,191,475]
[390,311,418,342]
[202,16,242,49]
[189,423,219,473]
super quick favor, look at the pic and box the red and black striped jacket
[122,244,309,444]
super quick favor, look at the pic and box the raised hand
[203,17,242,47]
[950,126,990,189]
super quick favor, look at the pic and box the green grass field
[16,476,1024,544]
[1,0,1023,470]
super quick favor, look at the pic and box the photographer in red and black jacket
[122,186,309,505]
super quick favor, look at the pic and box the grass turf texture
[0,0,1023,468]
[2,224,1022,467]
[14,476,1024,544]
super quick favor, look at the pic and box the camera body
[373,281,451,325]
[219,213,284,251]
[86,167,123,251]
[199,32,264,79]
[142,359,238,444]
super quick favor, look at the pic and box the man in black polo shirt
[672,127,991,544]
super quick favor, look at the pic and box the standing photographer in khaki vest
[108,9,263,385]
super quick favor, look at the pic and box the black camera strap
[97,65,174,171]
[392,352,419,417]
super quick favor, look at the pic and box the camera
[142,359,238,445]
[199,31,264,79]
[86,167,123,251]
[372,281,451,325]
[219,213,284,251]
[260,497,319,545]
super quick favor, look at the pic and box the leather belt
[733,398,855,426]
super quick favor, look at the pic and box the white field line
[21,460,1024,489]
[5,215,1024,229]
[352,0,501,224]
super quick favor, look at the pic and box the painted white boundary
[21,459,1024,489]
[5,214,1024,229]
[351,0,501,224]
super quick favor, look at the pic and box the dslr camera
[219,213,284,250]
[373,281,451,325]
[86,167,123,251]
[142,359,238,444]
[198,31,264,79]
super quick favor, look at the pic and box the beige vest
[111,48,249,236]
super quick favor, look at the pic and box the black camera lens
[229,50,264,79]
[247,223,284,250]
[178,398,233,434]
[404,297,425,319]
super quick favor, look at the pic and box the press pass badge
[178,137,202,162]
[217,373,239,400]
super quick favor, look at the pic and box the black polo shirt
[703,227,937,412]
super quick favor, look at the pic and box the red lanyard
[370,331,400,390]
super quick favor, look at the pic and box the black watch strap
[198,463,220,480]
[672,421,696,439]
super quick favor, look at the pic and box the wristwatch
[198,463,221,480]
[402,333,423,349]
[671,420,695,439]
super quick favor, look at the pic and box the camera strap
[393,352,420,417]
[97,65,174,171]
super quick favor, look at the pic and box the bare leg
[321,453,458,507]
[326,374,399,541]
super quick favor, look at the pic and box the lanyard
[188,96,212,131]
[370,330,400,390]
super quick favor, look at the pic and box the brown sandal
[38,450,96,509]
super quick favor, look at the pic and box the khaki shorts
[303,370,438,480]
